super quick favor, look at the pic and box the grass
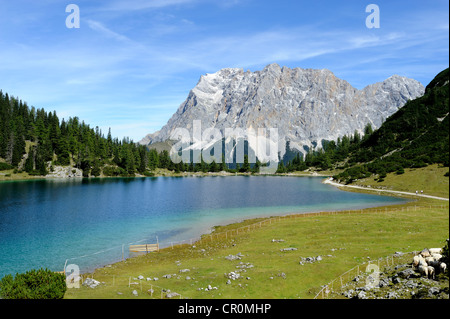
[64,199,448,299]
[351,164,449,198]
[2,161,447,299]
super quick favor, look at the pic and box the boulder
[166,292,180,298]
[280,247,297,252]
[82,278,100,288]
[397,268,416,279]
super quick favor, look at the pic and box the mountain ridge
[139,63,425,159]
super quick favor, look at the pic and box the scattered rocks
[46,166,83,178]
[299,255,328,265]
[335,262,449,299]
[226,271,241,281]
[198,285,218,291]
[397,268,417,279]
[166,292,180,298]
[225,253,244,261]
[236,262,254,269]
[280,247,297,252]
[82,278,100,289]
[277,272,287,279]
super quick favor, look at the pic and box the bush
[0,268,66,299]
[0,162,13,171]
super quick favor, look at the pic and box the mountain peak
[139,65,425,158]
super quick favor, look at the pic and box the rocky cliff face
[140,63,424,158]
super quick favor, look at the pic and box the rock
[82,278,100,289]
[153,277,159,281]
[316,256,322,261]
[137,275,144,280]
[139,64,424,163]
[278,272,286,279]
[405,280,418,289]
[179,269,190,273]
[280,247,297,252]
[226,272,241,280]
[225,254,241,261]
[343,289,355,298]
[226,279,231,285]
[46,165,83,178]
[185,276,191,280]
[357,291,367,299]
[397,268,416,279]
[428,287,440,296]
[163,274,172,279]
[132,290,138,297]
[392,276,402,284]
[386,291,398,299]
[271,239,285,242]
[166,292,180,298]
[378,278,390,288]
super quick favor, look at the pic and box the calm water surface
[0,176,407,277]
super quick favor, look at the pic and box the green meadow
[64,167,449,299]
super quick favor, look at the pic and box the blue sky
[0,0,448,142]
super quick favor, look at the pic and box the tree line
[2,68,448,180]
[0,90,258,176]
[0,90,178,177]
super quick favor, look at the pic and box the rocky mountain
[139,63,425,160]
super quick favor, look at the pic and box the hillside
[280,68,449,184]
[0,91,178,179]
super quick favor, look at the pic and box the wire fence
[313,251,417,299]
[61,203,447,298]
[65,273,190,299]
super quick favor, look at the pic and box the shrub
[0,162,13,171]
[0,268,66,299]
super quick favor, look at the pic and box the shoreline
[2,170,447,279]
[72,180,415,277]
[322,178,449,201]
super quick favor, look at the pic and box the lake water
[0,176,407,278]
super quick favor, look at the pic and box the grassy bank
[64,197,448,299]
[64,166,449,299]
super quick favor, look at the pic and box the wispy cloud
[86,19,131,42]
[0,0,447,141]
[103,0,199,11]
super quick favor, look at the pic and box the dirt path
[323,178,449,201]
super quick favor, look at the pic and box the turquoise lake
[0,176,407,278]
